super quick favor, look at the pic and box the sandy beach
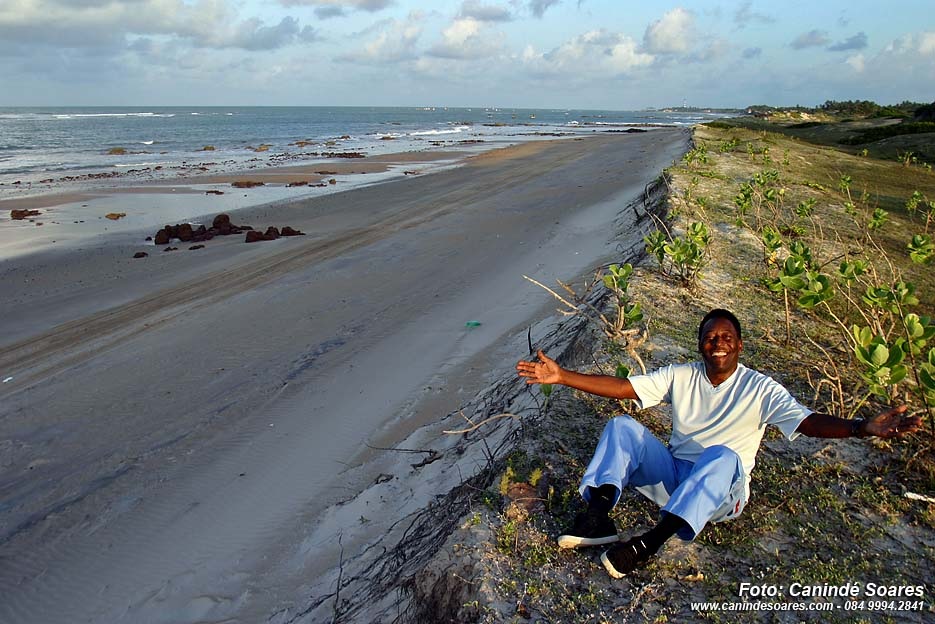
[0,129,689,623]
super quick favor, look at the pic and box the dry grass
[414,123,935,624]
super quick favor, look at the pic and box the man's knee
[607,415,643,436]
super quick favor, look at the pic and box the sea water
[0,106,730,198]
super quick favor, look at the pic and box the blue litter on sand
[465,321,482,327]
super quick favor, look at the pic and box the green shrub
[839,122,935,145]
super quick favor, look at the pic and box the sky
[0,0,933,109]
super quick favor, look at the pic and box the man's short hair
[698,308,742,344]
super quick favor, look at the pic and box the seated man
[516,308,921,578]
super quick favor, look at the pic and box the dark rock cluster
[152,213,252,245]
[138,213,305,257]
[245,225,304,243]
[10,209,41,220]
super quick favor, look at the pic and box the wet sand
[0,129,689,623]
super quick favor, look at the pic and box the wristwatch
[851,418,867,437]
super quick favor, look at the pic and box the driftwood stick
[443,412,518,435]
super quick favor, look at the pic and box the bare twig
[366,443,437,455]
[443,412,518,435]
[332,532,345,624]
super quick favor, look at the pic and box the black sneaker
[600,536,652,578]
[557,510,619,549]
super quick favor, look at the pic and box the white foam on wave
[113,161,174,168]
[410,125,471,137]
[52,112,176,120]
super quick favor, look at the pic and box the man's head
[697,309,743,384]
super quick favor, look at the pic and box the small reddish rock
[245,231,265,243]
[133,252,149,259]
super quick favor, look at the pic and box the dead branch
[443,411,518,435]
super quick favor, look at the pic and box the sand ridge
[0,129,691,623]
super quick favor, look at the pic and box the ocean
[0,106,730,198]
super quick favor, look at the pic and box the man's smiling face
[698,317,743,385]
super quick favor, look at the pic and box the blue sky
[1,0,932,108]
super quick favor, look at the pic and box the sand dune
[0,130,689,623]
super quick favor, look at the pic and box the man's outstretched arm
[516,350,639,400]
[796,405,923,439]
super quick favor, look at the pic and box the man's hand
[863,405,923,439]
[516,350,563,385]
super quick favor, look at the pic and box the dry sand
[0,129,690,623]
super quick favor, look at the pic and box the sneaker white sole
[557,534,619,549]
[600,551,625,579]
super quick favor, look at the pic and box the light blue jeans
[580,415,746,540]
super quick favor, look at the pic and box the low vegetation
[418,114,935,623]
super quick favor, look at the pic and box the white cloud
[427,16,506,59]
[0,0,316,51]
[528,0,560,18]
[733,1,774,28]
[605,37,656,73]
[828,32,868,52]
[919,32,935,55]
[643,8,694,55]
[277,0,394,17]
[222,17,319,51]
[791,30,830,50]
[836,31,935,97]
[882,31,935,57]
[459,0,512,22]
[530,29,654,77]
[846,53,865,72]
[336,13,423,64]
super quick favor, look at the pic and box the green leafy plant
[920,348,935,408]
[907,190,925,215]
[852,327,908,401]
[908,234,934,264]
[602,263,644,333]
[647,221,710,285]
[761,226,783,266]
[644,230,667,266]
[868,207,889,231]
[795,198,817,218]
[682,143,709,167]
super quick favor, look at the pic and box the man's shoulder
[647,361,704,386]
[735,363,790,391]
[647,361,701,377]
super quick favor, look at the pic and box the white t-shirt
[628,362,811,486]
